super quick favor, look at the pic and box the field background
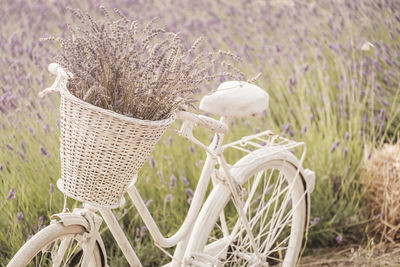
[1,0,400,266]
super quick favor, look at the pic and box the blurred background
[1,0,400,265]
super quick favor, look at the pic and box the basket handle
[39,63,73,98]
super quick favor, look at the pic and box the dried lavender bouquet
[44,7,244,121]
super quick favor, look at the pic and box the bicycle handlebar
[176,110,228,134]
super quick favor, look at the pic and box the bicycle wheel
[185,151,308,267]
[7,222,103,267]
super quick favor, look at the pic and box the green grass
[1,1,400,266]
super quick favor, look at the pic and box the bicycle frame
[89,115,228,267]
[55,111,313,267]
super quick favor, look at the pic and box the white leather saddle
[199,81,269,118]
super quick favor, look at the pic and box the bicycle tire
[184,150,309,267]
[7,222,103,267]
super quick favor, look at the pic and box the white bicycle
[8,65,315,267]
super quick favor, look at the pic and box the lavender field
[1,0,400,265]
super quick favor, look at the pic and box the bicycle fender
[51,212,108,267]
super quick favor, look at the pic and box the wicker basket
[56,78,175,208]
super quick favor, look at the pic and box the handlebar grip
[176,111,228,134]
[47,63,73,79]
[48,63,60,76]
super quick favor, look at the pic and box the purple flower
[330,141,340,153]
[362,114,368,124]
[185,188,194,198]
[6,144,13,150]
[6,187,16,200]
[187,197,193,205]
[310,217,320,226]
[282,123,291,134]
[310,114,315,123]
[157,171,166,184]
[150,157,156,170]
[38,216,44,227]
[49,183,54,195]
[165,194,173,202]
[381,100,390,107]
[40,146,48,156]
[181,176,189,186]
[195,160,204,168]
[335,234,343,244]
[0,165,3,171]
[17,211,24,222]
[170,175,177,190]
[190,146,195,154]
[378,108,386,121]
[21,141,26,152]
[145,199,153,208]
[168,136,173,146]
[140,226,148,237]
[343,147,348,158]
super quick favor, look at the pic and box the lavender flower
[49,183,54,195]
[0,165,3,171]
[181,175,190,186]
[44,7,243,121]
[6,144,13,151]
[168,136,173,146]
[140,226,148,237]
[170,175,177,190]
[185,188,194,198]
[40,146,48,156]
[157,171,166,184]
[330,141,340,153]
[195,160,204,168]
[150,157,156,170]
[190,146,195,154]
[6,187,16,200]
[17,212,24,222]
[343,147,348,158]
[145,199,153,208]
[165,194,173,202]
[310,217,320,226]
[21,141,26,152]
[38,216,44,227]
[335,234,343,244]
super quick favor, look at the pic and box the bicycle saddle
[199,81,269,118]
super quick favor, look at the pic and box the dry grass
[299,243,400,267]
[360,143,400,243]
[43,7,244,121]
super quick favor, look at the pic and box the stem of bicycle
[218,154,263,261]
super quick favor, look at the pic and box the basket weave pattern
[58,80,175,207]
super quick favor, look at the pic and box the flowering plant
[44,7,244,120]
